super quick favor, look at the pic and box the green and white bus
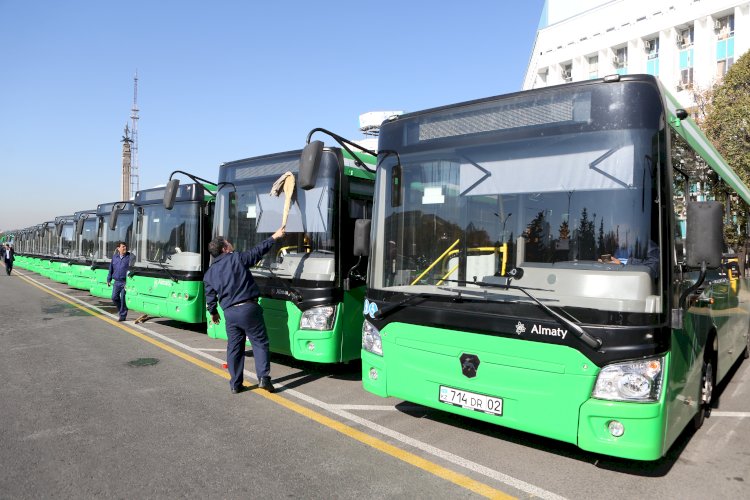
[90,201,135,300]
[208,148,375,363]
[127,182,215,323]
[26,221,54,276]
[68,209,98,291]
[357,74,750,460]
[49,215,75,284]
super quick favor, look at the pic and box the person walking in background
[3,243,14,275]
[204,227,285,394]
[107,241,131,321]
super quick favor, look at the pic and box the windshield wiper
[439,276,602,351]
[156,260,179,283]
[373,293,433,320]
[256,265,303,303]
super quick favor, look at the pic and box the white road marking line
[328,404,428,411]
[194,348,226,352]
[24,274,567,500]
[711,411,750,418]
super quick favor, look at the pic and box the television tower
[121,125,133,201]
[129,71,140,197]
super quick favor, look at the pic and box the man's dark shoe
[230,385,246,394]
[118,317,127,322]
[258,376,275,393]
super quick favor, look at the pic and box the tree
[689,84,715,129]
[525,211,548,262]
[704,51,750,261]
[576,207,596,260]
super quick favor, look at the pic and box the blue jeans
[223,302,270,390]
[111,280,127,319]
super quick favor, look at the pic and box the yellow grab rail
[411,239,460,285]
[435,243,509,285]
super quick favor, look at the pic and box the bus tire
[693,348,715,431]
[744,326,750,359]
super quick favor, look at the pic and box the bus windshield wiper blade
[256,265,302,302]
[440,277,602,351]
[374,293,432,320]
[156,260,179,283]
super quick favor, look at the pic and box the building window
[715,15,734,40]
[613,47,627,75]
[679,67,694,90]
[678,26,694,48]
[561,63,572,83]
[716,15,735,77]
[645,38,659,76]
[588,55,598,79]
[678,26,694,90]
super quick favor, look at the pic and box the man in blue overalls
[204,227,285,394]
[107,241,131,321]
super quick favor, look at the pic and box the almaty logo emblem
[515,321,526,335]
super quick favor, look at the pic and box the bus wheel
[744,329,750,359]
[693,354,715,430]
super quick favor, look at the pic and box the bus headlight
[362,320,382,356]
[592,356,664,402]
[300,306,336,330]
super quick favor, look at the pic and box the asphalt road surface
[1,268,748,499]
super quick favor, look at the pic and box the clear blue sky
[0,0,544,231]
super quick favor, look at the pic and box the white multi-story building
[523,0,749,106]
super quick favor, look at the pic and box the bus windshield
[98,212,134,262]
[215,156,338,286]
[59,223,75,257]
[371,81,664,321]
[78,218,97,261]
[133,202,202,272]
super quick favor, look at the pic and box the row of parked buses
[10,147,376,364]
[6,75,750,461]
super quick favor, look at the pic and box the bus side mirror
[299,141,324,190]
[110,205,122,230]
[353,219,371,257]
[164,179,180,210]
[686,201,722,269]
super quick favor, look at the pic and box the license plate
[439,386,503,416]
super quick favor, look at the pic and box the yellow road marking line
[17,273,515,499]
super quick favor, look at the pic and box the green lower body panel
[125,276,206,323]
[48,262,71,284]
[578,397,667,460]
[14,256,28,270]
[207,288,365,363]
[67,264,95,291]
[90,269,113,299]
[36,260,52,277]
[361,322,672,460]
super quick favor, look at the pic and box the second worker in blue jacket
[204,227,285,394]
[107,241,132,321]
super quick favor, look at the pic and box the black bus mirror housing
[164,179,180,210]
[110,205,122,230]
[686,201,723,269]
[353,219,371,257]
[299,141,324,190]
